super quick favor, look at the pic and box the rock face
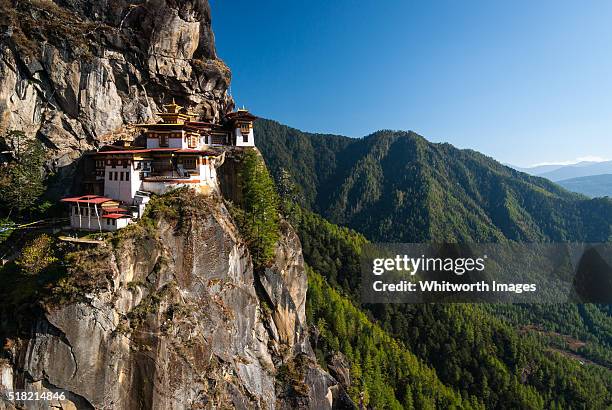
[0,2,352,407]
[0,0,233,195]
[1,188,348,409]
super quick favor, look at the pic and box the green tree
[277,167,302,209]
[231,149,280,269]
[0,130,46,216]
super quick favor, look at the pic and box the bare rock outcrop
[0,0,233,196]
[0,189,348,409]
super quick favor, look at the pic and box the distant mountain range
[510,161,612,197]
[255,119,612,242]
[512,160,612,181]
[556,174,612,198]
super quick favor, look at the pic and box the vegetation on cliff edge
[228,149,280,269]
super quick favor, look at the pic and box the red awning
[94,148,175,155]
[103,207,129,213]
[102,213,131,219]
[61,195,113,204]
[175,149,219,155]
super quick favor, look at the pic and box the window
[160,135,168,147]
[243,134,248,143]
[182,158,196,169]
[122,160,128,168]
[111,159,117,168]
[125,172,130,181]
[240,123,251,134]
[114,171,119,180]
[188,136,198,148]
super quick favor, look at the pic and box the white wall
[197,157,217,182]
[100,217,130,231]
[146,131,187,149]
[199,159,208,180]
[103,163,142,205]
[168,137,185,148]
[68,205,126,232]
[146,138,160,149]
[70,208,104,231]
[234,127,255,147]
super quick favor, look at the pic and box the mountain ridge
[511,160,612,181]
[256,119,612,243]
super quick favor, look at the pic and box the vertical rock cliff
[0,1,352,407]
[0,0,233,194]
[1,182,349,409]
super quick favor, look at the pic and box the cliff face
[1,188,348,409]
[0,2,351,407]
[0,0,233,194]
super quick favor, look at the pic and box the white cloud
[531,156,610,167]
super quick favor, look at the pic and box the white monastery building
[62,101,257,231]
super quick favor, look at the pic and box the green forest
[256,119,612,243]
[258,119,612,408]
[290,203,612,409]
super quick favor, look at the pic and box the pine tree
[0,130,46,217]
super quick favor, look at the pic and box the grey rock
[328,352,351,390]
[2,186,349,408]
[0,0,233,198]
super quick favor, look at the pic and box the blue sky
[210,0,612,167]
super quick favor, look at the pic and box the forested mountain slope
[258,119,612,407]
[256,119,612,242]
[289,204,612,409]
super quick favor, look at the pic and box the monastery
[61,101,257,232]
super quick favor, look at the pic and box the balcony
[139,162,198,180]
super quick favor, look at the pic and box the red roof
[94,148,219,156]
[143,178,202,184]
[102,213,131,219]
[225,110,257,121]
[103,207,128,213]
[61,195,114,204]
[94,148,172,155]
[186,120,214,126]
[175,149,218,155]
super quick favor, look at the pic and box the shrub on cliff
[16,234,58,276]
